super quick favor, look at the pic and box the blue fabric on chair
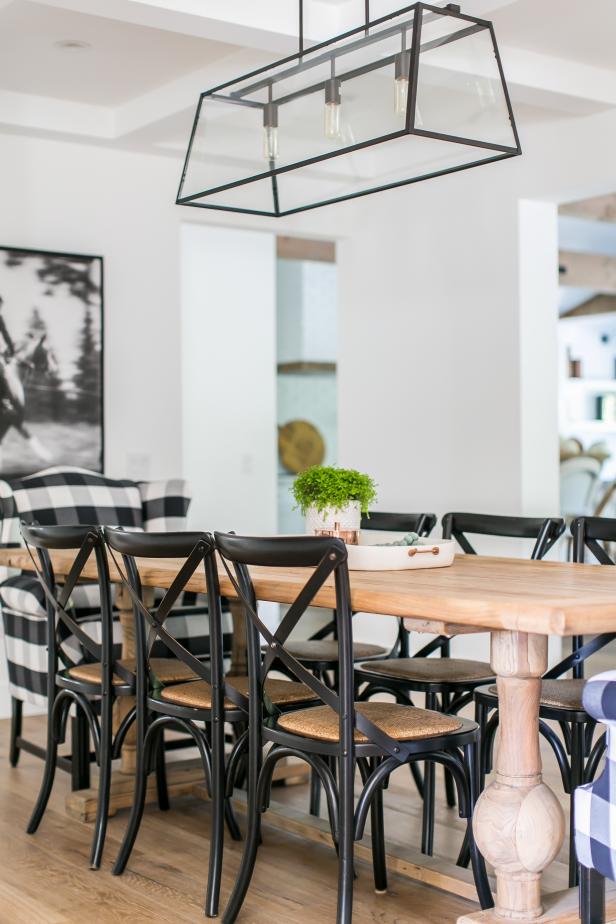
[575,670,616,880]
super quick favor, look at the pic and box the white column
[180,222,277,534]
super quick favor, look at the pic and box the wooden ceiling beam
[560,194,616,224]
[561,293,616,318]
[559,249,616,293]
[277,236,336,263]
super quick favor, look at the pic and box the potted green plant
[292,465,377,534]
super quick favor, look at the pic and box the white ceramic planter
[305,500,362,534]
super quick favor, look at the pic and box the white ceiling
[491,0,616,72]
[0,1,238,105]
[0,0,615,156]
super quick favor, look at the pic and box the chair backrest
[18,522,121,693]
[358,511,436,657]
[560,456,602,519]
[572,516,616,566]
[0,467,191,545]
[214,531,406,758]
[542,517,616,681]
[442,512,564,559]
[103,529,232,707]
[360,511,436,537]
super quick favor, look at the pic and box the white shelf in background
[564,378,616,390]
[565,420,616,432]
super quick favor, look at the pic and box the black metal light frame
[176,1,521,218]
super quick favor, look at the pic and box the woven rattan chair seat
[67,658,196,686]
[487,678,586,711]
[277,701,463,743]
[286,640,387,662]
[160,677,319,710]
[358,657,494,684]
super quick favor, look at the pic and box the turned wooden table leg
[114,584,154,775]
[461,631,566,922]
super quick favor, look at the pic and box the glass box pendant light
[176,1,521,217]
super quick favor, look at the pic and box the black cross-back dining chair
[104,528,319,917]
[215,531,492,924]
[355,511,565,858]
[476,515,616,888]
[304,510,437,816]
[19,522,172,871]
[290,511,437,675]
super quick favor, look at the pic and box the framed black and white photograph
[0,246,103,478]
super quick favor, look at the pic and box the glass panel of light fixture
[180,6,421,202]
[415,9,517,149]
[272,134,507,214]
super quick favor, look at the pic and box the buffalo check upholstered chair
[575,671,616,924]
[0,466,231,776]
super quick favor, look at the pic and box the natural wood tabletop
[2,545,615,636]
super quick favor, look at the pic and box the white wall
[0,134,193,715]
[181,223,277,534]
[0,133,184,481]
[2,104,616,713]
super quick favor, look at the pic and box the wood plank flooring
[0,704,583,924]
[0,714,480,923]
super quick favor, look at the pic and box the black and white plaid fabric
[0,467,230,708]
[575,671,616,879]
[138,479,190,532]
[0,466,143,543]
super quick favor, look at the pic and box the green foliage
[292,466,377,516]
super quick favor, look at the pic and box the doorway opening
[275,236,337,533]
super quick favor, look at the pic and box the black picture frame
[0,245,104,478]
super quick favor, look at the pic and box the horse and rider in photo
[0,295,57,463]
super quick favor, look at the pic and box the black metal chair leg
[465,742,493,910]
[220,789,261,922]
[409,760,424,799]
[421,758,435,855]
[474,700,487,792]
[444,764,457,808]
[368,759,387,894]
[421,692,437,855]
[224,796,242,841]
[309,767,322,816]
[90,696,112,870]
[9,697,22,768]
[442,692,457,808]
[336,751,354,924]
[155,729,170,812]
[112,718,149,876]
[308,670,326,817]
[27,699,59,835]
[569,721,585,888]
[580,865,605,924]
[71,709,91,791]
[206,720,225,919]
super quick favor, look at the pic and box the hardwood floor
[0,704,584,924]
[0,715,480,923]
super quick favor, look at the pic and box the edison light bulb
[263,102,279,161]
[324,78,342,139]
[263,125,279,161]
[394,51,411,116]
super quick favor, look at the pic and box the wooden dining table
[3,545,616,924]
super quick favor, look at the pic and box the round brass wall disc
[279,419,325,473]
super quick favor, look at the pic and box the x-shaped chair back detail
[215,532,410,760]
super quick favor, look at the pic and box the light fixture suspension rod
[365,0,370,34]
[299,0,304,56]
[228,18,483,109]
[233,8,424,99]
